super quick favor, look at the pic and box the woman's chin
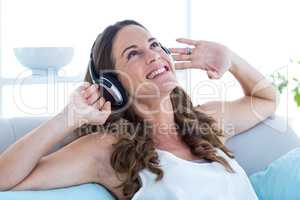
[158,80,179,94]
[135,79,179,100]
[147,73,178,88]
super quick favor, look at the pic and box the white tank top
[132,148,258,200]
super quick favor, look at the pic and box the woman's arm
[229,51,276,101]
[0,110,77,190]
[171,38,278,141]
[0,82,111,190]
[10,132,125,199]
[201,51,278,140]
[10,133,100,190]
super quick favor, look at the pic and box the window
[189,0,300,127]
[0,0,188,117]
[1,0,299,125]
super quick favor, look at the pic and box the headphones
[88,43,171,109]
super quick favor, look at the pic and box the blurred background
[0,0,299,131]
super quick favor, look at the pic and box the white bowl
[13,47,74,76]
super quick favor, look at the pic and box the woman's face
[112,25,178,101]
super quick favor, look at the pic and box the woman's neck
[133,95,182,148]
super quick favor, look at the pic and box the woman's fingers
[82,84,99,99]
[101,101,111,112]
[87,91,100,105]
[172,54,192,61]
[176,38,199,46]
[96,97,106,109]
[169,47,189,54]
[174,62,193,70]
[89,100,111,125]
[76,82,91,93]
[170,47,196,56]
[80,84,101,105]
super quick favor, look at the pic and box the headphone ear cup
[100,73,128,109]
[99,86,115,104]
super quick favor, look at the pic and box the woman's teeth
[146,67,167,79]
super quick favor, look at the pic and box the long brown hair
[79,20,234,199]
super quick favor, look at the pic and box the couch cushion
[9,116,51,140]
[250,148,300,200]
[1,116,78,154]
[226,116,300,175]
[1,115,300,176]
[0,183,115,200]
[0,118,15,153]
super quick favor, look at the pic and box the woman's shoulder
[72,132,120,160]
[71,132,125,199]
[91,134,127,199]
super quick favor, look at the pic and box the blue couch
[0,115,299,198]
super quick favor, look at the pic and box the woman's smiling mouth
[146,65,170,79]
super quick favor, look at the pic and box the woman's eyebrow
[148,37,156,42]
[121,45,137,57]
[121,37,157,57]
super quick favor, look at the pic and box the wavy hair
[78,20,234,199]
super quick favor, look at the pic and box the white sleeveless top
[132,148,258,200]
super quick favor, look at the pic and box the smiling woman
[0,19,277,200]
[77,19,270,199]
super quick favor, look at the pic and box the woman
[0,20,276,199]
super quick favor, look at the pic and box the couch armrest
[0,118,15,153]
[0,116,80,155]
[226,116,300,175]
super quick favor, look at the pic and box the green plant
[269,59,300,108]
[293,78,300,107]
[270,72,288,94]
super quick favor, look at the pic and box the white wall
[0,0,299,120]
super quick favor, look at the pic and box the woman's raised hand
[170,38,232,79]
[65,82,111,127]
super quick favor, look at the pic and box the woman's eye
[151,42,160,48]
[127,50,139,60]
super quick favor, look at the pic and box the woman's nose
[145,49,160,64]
